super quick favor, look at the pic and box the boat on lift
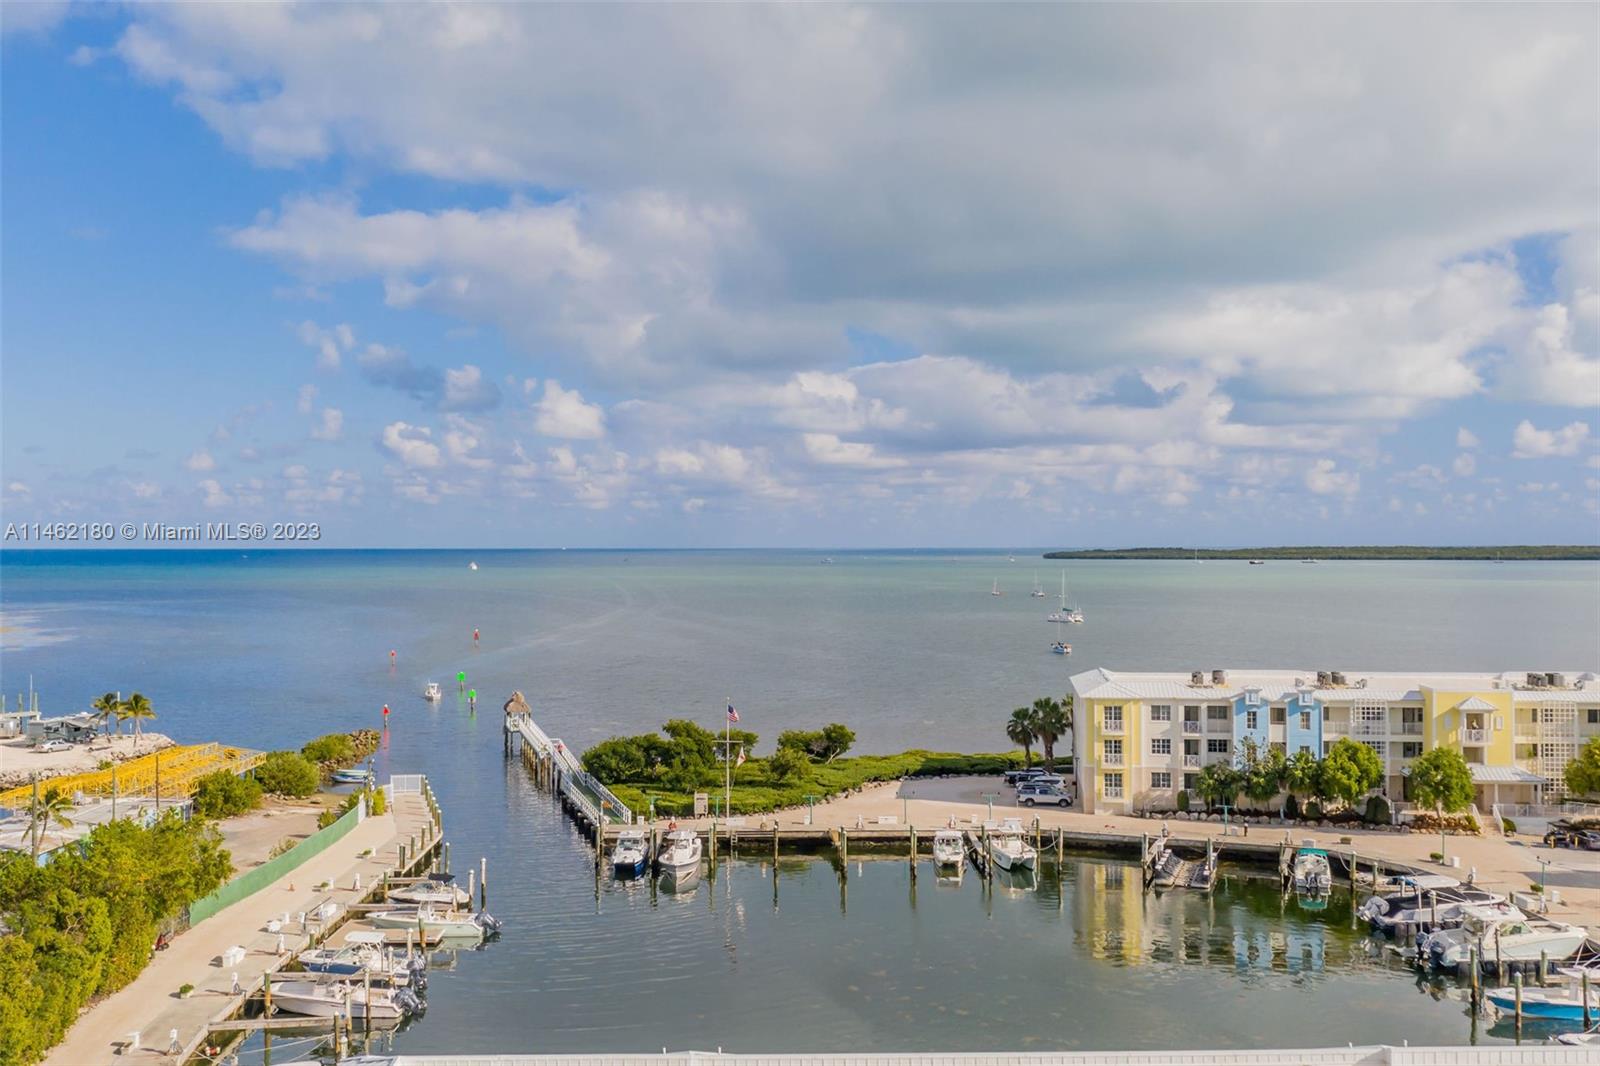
[1292,846,1333,893]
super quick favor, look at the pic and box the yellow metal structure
[0,743,264,809]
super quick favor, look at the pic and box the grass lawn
[604,749,1072,817]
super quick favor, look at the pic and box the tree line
[581,718,858,791]
[1005,695,1074,769]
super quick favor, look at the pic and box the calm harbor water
[4,549,1598,1054]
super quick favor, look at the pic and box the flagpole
[724,695,731,821]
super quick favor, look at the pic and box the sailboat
[1030,573,1046,597]
[991,579,1003,597]
[1051,621,1071,656]
[1046,571,1083,623]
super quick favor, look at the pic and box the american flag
[727,704,740,723]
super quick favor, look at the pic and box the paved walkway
[43,792,437,1066]
[687,776,1600,923]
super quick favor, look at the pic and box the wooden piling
[1513,971,1523,1036]
[1538,949,1548,986]
[1429,891,1437,930]
[1582,970,1592,1029]
[262,972,272,1017]
[481,856,488,908]
[1468,945,1480,1010]
[1055,827,1064,865]
[840,828,849,874]
[363,969,372,1033]
[980,823,991,881]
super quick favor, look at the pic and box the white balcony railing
[1183,754,1201,768]
[1323,719,1349,734]
[1514,728,1540,741]
[1104,788,1124,799]
[1398,722,1424,736]
[1353,721,1387,737]
[1182,721,1202,734]
[1102,755,1125,768]
[1463,728,1488,745]
[1101,719,1125,735]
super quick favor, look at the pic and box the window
[1151,737,1171,756]
[1183,773,1198,790]
[1183,705,1201,721]
[1245,690,1260,706]
[1104,772,1124,798]
[1151,771,1172,790]
[1183,739,1199,754]
[1299,711,1312,730]
[1402,742,1422,759]
[1103,738,1123,764]
[1207,704,1229,721]
[1150,705,1172,721]
[1270,706,1286,725]
[1246,710,1259,730]
[1588,709,1599,724]
[1103,705,1124,730]
[1300,744,1313,756]
[1207,738,1230,754]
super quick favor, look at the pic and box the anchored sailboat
[1047,571,1083,623]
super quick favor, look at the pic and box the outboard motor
[474,910,503,933]
[395,987,424,1016]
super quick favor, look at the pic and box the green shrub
[1176,790,1190,812]
[0,813,231,1064]
[1429,850,1444,862]
[253,752,319,798]
[192,771,262,819]
[1282,793,1300,820]
[1303,799,1324,820]
[368,787,387,816]
[1502,817,1517,835]
[767,747,811,784]
[301,734,355,766]
[268,836,298,858]
[1363,794,1392,825]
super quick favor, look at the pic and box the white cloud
[682,497,706,514]
[441,364,500,412]
[534,380,606,439]
[1511,419,1590,459]
[310,407,343,441]
[296,384,318,415]
[198,478,231,507]
[379,421,443,469]
[184,449,217,472]
[801,433,905,469]
[1457,427,1480,450]
[1305,459,1359,498]
[1452,452,1476,478]
[297,320,354,370]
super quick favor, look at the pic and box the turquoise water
[4,550,1597,1054]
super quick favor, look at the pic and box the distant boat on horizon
[469,561,479,571]
[1047,571,1083,623]
[1030,573,1046,597]
[991,579,1003,596]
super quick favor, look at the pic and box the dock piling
[1513,971,1523,1036]
[481,856,488,908]
[840,828,849,876]
[261,972,272,1017]
[1582,971,1592,1029]
[1468,945,1480,1010]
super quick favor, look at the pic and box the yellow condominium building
[1068,667,1600,816]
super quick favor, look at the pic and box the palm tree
[119,693,156,750]
[91,692,121,737]
[28,787,74,859]
[1032,696,1070,770]
[1006,707,1038,767]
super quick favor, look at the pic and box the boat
[468,561,478,571]
[1249,559,1265,565]
[1050,635,1071,655]
[366,906,494,942]
[423,682,442,702]
[330,767,371,785]
[984,819,1037,872]
[656,828,702,878]
[1359,880,1507,934]
[1292,846,1333,894]
[295,946,425,990]
[991,579,1003,597]
[931,830,964,868]
[388,879,471,907]
[1046,571,1083,623]
[267,978,421,1020]
[1301,558,1318,564]
[1030,573,1046,597]
[1487,984,1600,1021]
[1555,1030,1600,1046]
[1421,906,1588,969]
[610,828,650,878]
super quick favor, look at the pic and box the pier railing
[507,711,633,825]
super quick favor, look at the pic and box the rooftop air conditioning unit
[1212,669,1227,686]
[1356,678,1368,688]
[1190,670,1205,686]
[1548,672,1565,688]
[1294,677,1306,688]
[1316,671,1331,687]
[1331,671,1347,687]
[1527,672,1546,688]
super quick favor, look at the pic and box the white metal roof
[1068,667,1598,705]
[1468,765,1546,784]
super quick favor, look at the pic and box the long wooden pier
[504,696,634,831]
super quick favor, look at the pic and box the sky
[1,3,1597,549]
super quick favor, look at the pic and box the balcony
[1463,728,1488,745]
[1322,719,1349,734]
[1352,721,1388,738]
[1398,722,1424,736]
[1101,721,1124,736]
[1104,787,1124,799]
[1183,754,1201,768]
[1182,721,1202,735]
[1102,755,1125,768]
[1514,727,1540,741]
[1207,719,1232,733]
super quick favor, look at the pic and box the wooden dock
[504,698,635,833]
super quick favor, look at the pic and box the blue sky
[2,4,1597,548]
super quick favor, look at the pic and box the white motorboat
[388,879,470,907]
[611,828,650,878]
[931,830,965,868]
[1359,880,1507,934]
[1292,846,1333,893]
[656,828,702,877]
[268,978,421,1020]
[1487,982,1600,1022]
[422,682,442,702]
[366,906,488,942]
[296,946,423,989]
[985,819,1037,872]
[1421,906,1588,969]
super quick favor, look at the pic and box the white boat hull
[269,981,409,1020]
[367,910,484,941]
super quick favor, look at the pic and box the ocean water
[3,549,1597,1054]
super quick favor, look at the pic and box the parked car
[1018,774,1064,791]
[1003,767,1047,786]
[1544,821,1600,850]
[1017,783,1073,807]
[35,739,73,753]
